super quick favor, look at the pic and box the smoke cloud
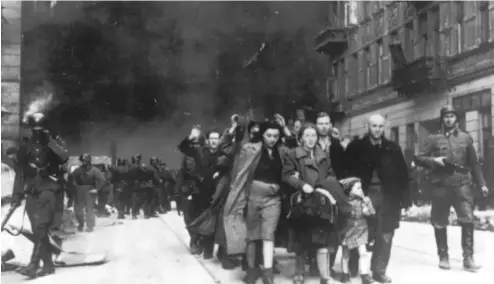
[22,2,330,167]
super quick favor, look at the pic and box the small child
[339,177,376,284]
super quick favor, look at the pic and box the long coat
[223,140,294,255]
[282,146,350,252]
[345,135,410,232]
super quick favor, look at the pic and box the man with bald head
[345,114,411,283]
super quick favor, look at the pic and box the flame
[22,92,54,124]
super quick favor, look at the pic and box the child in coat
[339,177,376,284]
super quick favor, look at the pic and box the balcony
[314,27,349,58]
[392,57,448,95]
[389,43,448,96]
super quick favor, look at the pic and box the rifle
[1,204,18,232]
[442,158,471,174]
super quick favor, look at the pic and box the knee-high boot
[434,228,450,269]
[17,240,43,278]
[462,223,481,272]
[38,237,55,276]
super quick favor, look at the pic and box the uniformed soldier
[415,105,489,272]
[149,157,163,215]
[129,154,142,219]
[121,158,132,214]
[11,112,69,278]
[112,158,130,219]
[71,154,106,232]
[158,160,175,213]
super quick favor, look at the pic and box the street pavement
[2,210,493,284]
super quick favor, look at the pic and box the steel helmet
[440,105,459,120]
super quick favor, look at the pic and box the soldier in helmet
[121,158,132,214]
[415,105,489,272]
[112,158,130,219]
[71,153,106,232]
[10,112,69,278]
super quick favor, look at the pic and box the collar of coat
[295,146,327,164]
[361,134,394,151]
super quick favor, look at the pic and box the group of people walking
[176,105,487,284]
[69,153,177,230]
[3,103,487,281]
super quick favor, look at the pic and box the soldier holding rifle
[415,105,489,272]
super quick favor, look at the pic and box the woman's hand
[269,183,280,192]
[302,183,314,194]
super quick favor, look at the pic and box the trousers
[74,185,97,229]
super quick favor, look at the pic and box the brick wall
[1,1,22,142]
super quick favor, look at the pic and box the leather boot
[462,224,481,272]
[434,228,450,270]
[38,239,55,277]
[261,267,274,284]
[17,240,43,278]
[189,236,202,255]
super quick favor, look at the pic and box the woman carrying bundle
[282,123,350,284]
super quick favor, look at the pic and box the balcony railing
[392,56,448,95]
[314,27,349,58]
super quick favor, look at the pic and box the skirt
[245,180,281,241]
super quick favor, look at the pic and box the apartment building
[315,1,494,185]
[1,1,22,151]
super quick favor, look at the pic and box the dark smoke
[21,1,329,167]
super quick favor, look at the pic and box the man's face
[82,159,91,168]
[293,120,302,133]
[316,116,332,137]
[442,113,457,129]
[368,116,385,140]
[262,128,280,148]
[207,132,220,150]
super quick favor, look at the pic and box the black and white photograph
[1,1,493,283]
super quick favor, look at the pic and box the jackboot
[190,236,202,255]
[461,224,481,272]
[17,240,43,278]
[434,228,450,270]
[261,267,275,284]
[38,239,55,277]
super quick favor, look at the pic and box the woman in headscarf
[223,119,290,284]
[282,124,350,284]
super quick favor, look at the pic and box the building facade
[1,1,22,151]
[316,1,494,186]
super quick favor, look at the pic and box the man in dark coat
[345,114,411,283]
[178,126,222,259]
[415,105,488,272]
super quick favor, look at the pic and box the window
[462,1,480,50]
[406,123,416,150]
[489,2,494,42]
[345,0,358,26]
[480,2,490,44]
[405,22,414,61]
[441,2,462,56]
[415,13,429,58]
[338,59,346,99]
[390,127,399,142]
[430,7,440,56]
[369,44,378,88]
[358,50,368,93]
[380,36,391,83]
[346,54,358,97]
